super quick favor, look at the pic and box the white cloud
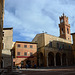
[4,0,75,41]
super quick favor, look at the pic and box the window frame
[67,28,69,34]
[30,52,33,56]
[17,44,20,47]
[63,44,64,49]
[17,52,20,55]
[24,52,27,56]
[24,45,27,48]
[30,45,33,48]
[62,28,64,34]
[49,42,52,47]
[57,43,59,49]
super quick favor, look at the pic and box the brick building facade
[13,41,37,68]
[59,13,71,41]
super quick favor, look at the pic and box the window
[13,62,15,66]
[67,28,69,34]
[63,44,64,49]
[30,52,33,56]
[17,52,20,55]
[61,19,63,23]
[17,44,20,47]
[3,43,4,49]
[24,45,27,48]
[49,42,52,47]
[69,45,71,50]
[62,28,64,34]
[30,45,33,48]
[57,43,59,48]
[21,61,24,65]
[24,52,27,56]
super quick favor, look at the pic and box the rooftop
[16,41,37,44]
[3,27,13,30]
[71,33,75,35]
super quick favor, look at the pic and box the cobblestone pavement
[20,66,75,75]
[1,66,75,75]
[21,71,75,75]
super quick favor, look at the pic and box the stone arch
[56,52,61,66]
[48,52,54,66]
[62,53,66,66]
[39,52,44,67]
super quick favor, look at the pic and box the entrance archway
[56,53,61,66]
[39,52,44,66]
[62,53,66,66]
[48,52,54,66]
[26,60,31,68]
[1,57,4,68]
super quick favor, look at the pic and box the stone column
[39,56,40,66]
[61,55,62,66]
[47,56,48,67]
[54,55,56,66]
[66,58,68,66]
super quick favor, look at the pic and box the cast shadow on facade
[1,54,11,68]
[12,40,74,68]
[38,40,74,67]
[13,50,37,68]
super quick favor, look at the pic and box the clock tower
[59,13,71,41]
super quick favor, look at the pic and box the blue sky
[4,0,75,42]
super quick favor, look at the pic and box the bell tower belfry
[59,13,71,41]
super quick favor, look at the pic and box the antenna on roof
[42,31,44,33]
[45,32,47,34]
[63,13,64,16]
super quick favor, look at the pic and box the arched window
[49,42,52,47]
[67,28,69,34]
[57,43,59,48]
[62,28,64,34]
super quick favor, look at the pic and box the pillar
[61,55,62,66]
[66,58,68,66]
[39,56,40,66]
[54,55,56,66]
[47,56,48,67]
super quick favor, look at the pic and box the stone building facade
[2,27,13,68]
[32,14,74,67]
[13,41,37,68]
[0,0,5,68]
[71,33,75,65]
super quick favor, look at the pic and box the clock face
[61,19,63,23]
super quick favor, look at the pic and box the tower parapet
[59,13,71,41]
